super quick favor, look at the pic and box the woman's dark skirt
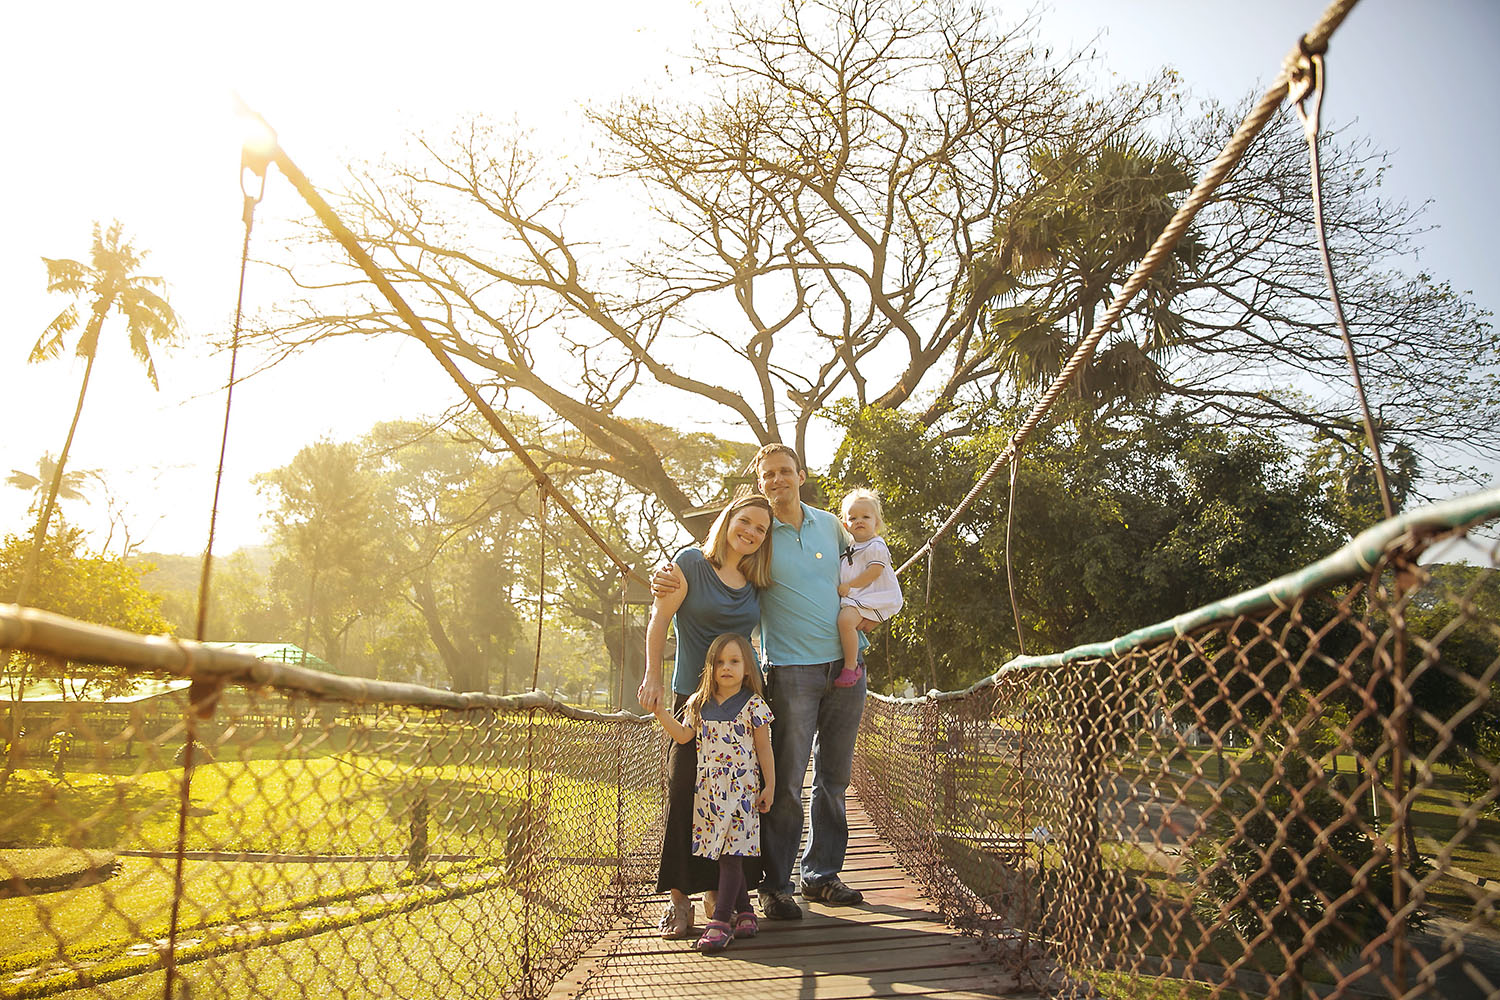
[654,693,763,895]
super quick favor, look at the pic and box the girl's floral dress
[691,688,773,859]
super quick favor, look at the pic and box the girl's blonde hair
[840,487,885,532]
[681,633,764,731]
[704,495,774,590]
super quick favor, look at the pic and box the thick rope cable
[1291,51,1395,521]
[896,0,1362,576]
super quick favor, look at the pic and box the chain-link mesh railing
[0,617,663,1000]
[857,491,1500,999]
[5,493,1498,1000]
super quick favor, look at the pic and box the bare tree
[253,0,1164,521]
[252,0,1496,524]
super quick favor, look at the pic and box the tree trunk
[9,338,101,790]
[301,564,320,666]
[15,343,99,605]
[411,576,483,692]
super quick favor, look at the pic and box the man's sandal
[733,911,759,938]
[694,919,733,953]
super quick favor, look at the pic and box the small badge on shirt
[815,552,823,559]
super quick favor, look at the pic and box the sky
[2,0,1496,558]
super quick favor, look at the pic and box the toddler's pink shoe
[833,664,864,688]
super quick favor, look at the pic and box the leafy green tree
[363,604,442,687]
[256,441,394,666]
[16,222,178,605]
[1309,420,1421,533]
[542,425,755,706]
[2,522,174,788]
[827,404,1344,691]
[1196,748,1423,1000]
[1405,565,1500,817]
[3,523,174,690]
[363,419,535,692]
[134,548,291,642]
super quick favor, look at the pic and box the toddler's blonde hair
[840,488,885,532]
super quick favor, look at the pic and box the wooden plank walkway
[546,784,1034,1000]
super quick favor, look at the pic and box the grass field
[0,719,662,1000]
[10,870,615,1000]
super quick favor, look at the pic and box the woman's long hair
[682,632,764,731]
[703,494,774,589]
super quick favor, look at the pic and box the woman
[637,493,774,940]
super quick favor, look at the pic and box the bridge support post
[408,789,430,875]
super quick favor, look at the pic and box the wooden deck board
[545,782,1035,1000]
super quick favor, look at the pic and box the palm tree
[7,454,93,515]
[969,138,1202,414]
[14,221,178,605]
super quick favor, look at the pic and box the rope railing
[856,492,1500,998]
[0,630,662,1000]
[5,491,1496,998]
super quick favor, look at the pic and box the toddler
[834,488,903,687]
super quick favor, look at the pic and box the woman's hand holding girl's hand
[755,787,774,813]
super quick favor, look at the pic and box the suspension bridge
[3,0,1499,997]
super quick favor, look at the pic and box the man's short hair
[753,442,803,474]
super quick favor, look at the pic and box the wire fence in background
[0,650,664,1000]
[857,495,1500,999]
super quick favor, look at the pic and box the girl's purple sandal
[732,911,759,938]
[695,920,734,953]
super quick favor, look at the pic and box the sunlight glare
[234,95,279,180]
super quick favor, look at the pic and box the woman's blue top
[669,546,761,695]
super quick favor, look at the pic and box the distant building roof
[202,642,338,673]
[0,676,191,705]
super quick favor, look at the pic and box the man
[655,443,868,919]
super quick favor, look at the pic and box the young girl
[834,488,904,687]
[652,632,775,953]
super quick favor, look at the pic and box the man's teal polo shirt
[760,502,859,665]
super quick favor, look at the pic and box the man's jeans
[761,660,867,895]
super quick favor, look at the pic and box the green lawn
[9,866,615,1000]
[0,741,658,999]
[1,856,401,967]
[2,751,648,859]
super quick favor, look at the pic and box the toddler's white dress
[840,537,904,621]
